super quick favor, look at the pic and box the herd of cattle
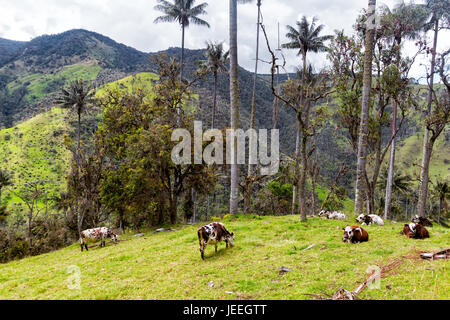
[78,213,434,260]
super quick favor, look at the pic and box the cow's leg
[225,240,229,248]
[215,243,218,253]
[199,240,206,260]
[200,244,205,260]
[85,243,89,251]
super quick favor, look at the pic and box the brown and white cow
[342,226,369,244]
[411,215,433,227]
[80,227,118,251]
[401,223,429,239]
[197,222,234,260]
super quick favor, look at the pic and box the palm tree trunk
[273,66,279,129]
[291,53,307,215]
[384,99,398,219]
[355,0,376,215]
[77,110,81,151]
[298,99,310,222]
[418,19,439,218]
[229,0,240,214]
[180,23,185,81]
[247,0,261,178]
[212,71,218,129]
[291,123,300,215]
[244,0,262,214]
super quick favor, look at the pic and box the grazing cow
[401,223,429,239]
[342,226,369,244]
[411,215,433,227]
[80,227,118,251]
[356,214,384,226]
[197,222,234,260]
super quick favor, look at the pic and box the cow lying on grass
[318,210,346,220]
[411,215,433,227]
[356,214,384,226]
[342,226,369,244]
[198,222,234,260]
[80,227,118,251]
[401,223,429,239]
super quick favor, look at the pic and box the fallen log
[420,248,450,260]
[152,226,183,234]
[306,257,404,300]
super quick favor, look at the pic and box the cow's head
[108,230,118,244]
[318,210,327,217]
[356,214,365,223]
[226,232,235,247]
[342,226,354,242]
[412,215,420,224]
[401,223,416,238]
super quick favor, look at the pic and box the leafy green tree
[97,55,214,225]
[154,0,210,80]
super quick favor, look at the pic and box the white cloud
[0,0,448,80]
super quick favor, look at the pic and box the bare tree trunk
[229,0,240,214]
[418,140,434,217]
[355,0,376,215]
[245,0,262,213]
[298,131,308,221]
[298,100,311,222]
[292,53,307,215]
[212,72,218,129]
[170,192,178,224]
[418,19,439,218]
[291,124,300,214]
[180,24,185,81]
[384,99,398,219]
[273,66,279,129]
[438,198,442,224]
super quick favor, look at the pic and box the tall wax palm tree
[244,0,262,213]
[382,2,428,220]
[54,80,95,155]
[433,181,449,224]
[198,42,229,129]
[282,16,332,215]
[0,169,13,204]
[355,0,377,215]
[154,0,210,81]
[229,0,252,214]
[417,0,450,217]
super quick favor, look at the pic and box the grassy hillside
[0,215,447,300]
[0,107,71,211]
[6,61,102,105]
[395,128,450,183]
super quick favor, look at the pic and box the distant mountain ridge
[0,29,297,153]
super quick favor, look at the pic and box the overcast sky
[0,0,448,80]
